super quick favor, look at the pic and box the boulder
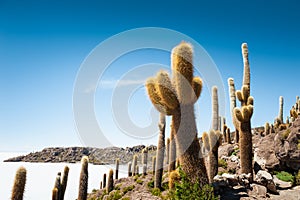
[248,183,267,198]
[254,170,278,194]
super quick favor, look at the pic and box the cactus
[132,155,138,176]
[136,165,139,175]
[11,166,27,200]
[168,124,176,174]
[100,181,102,190]
[54,173,61,199]
[155,113,166,189]
[60,166,69,200]
[265,122,270,135]
[128,162,132,177]
[166,137,170,165]
[220,117,226,137]
[52,188,59,200]
[212,86,219,131]
[278,96,284,123]
[169,170,180,190]
[226,127,231,144]
[203,130,222,183]
[103,173,107,188]
[223,125,227,143]
[233,43,254,180]
[286,116,290,124]
[228,78,239,143]
[142,148,148,175]
[78,156,88,200]
[115,158,119,179]
[152,156,156,175]
[145,42,208,185]
[106,169,114,194]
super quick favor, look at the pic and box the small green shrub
[106,190,122,200]
[168,167,217,200]
[218,159,228,169]
[114,184,122,190]
[231,148,239,156]
[136,179,143,185]
[147,180,154,188]
[297,140,300,150]
[228,168,236,174]
[151,188,161,196]
[121,197,130,200]
[122,185,135,194]
[275,171,294,183]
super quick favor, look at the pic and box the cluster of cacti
[106,169,114,193]
[222,124,231,144]
[145,42,208,185]
[52,166,69,200]
[228,78,239,143]
[202,130,222,183]
[11,166,27,200]
[290,96,300,121]
[115,158,119,179]
[154,113,166,189]
[232,43,254,180]
[142,148,148,175]
[78,156,88,200]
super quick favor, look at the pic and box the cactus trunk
[11,167,27,200]
[106,169,114,193]
[78,156,88,200]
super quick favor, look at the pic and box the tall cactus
[152,156,156,175]
[228,78,239,143]
[202,130,222,183]
[60,166,69,200]
[226,127,231,144]
[52,188,59,200]
[145,42,208,185]
[132,155,138,176]
[233,43,254,180]
[142,148,148,175]
[106,169,114,193]
[103,173,107,188]
[166,137,170,165]
[115,158,119,179]
[168,124,176,173]
[128,162,132,177]
[212,86,219,131]
[11,166,27,200]
[265,122,270,135]
[54,173,61,200]
[278,96,284,123]
[78,156,88,200]
[154,113,166,189]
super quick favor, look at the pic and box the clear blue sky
[0,0,299,151]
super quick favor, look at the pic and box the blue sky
[0,0,299,151]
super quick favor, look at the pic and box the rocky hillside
[4,145,157,165]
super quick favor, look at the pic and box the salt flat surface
[0,152,127,200]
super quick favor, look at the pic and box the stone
[254,170,278,194]
[249,183,267,198]
[273,175,293,189]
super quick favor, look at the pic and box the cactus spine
[233,43,254,180]
[145,42,208,185]
[106,169,114,194]
[203,130,222,183]
[168,124,176,174]
[115,158,119,179]
[228,77,239,143]
[78,156,88,200]
[142,148,148,175]
[212,86,219,131]
[278,96,284,123]
[154,113,166,189]
[128,162,132,177]
[11,166,27,200]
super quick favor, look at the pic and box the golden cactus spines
[202,132,210,153]
[169,170,180,190]
[265,122,270,135]
[60,165,69,200]
[191,77,202,102]
[11,166,27,200]
[156,70,179,109]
